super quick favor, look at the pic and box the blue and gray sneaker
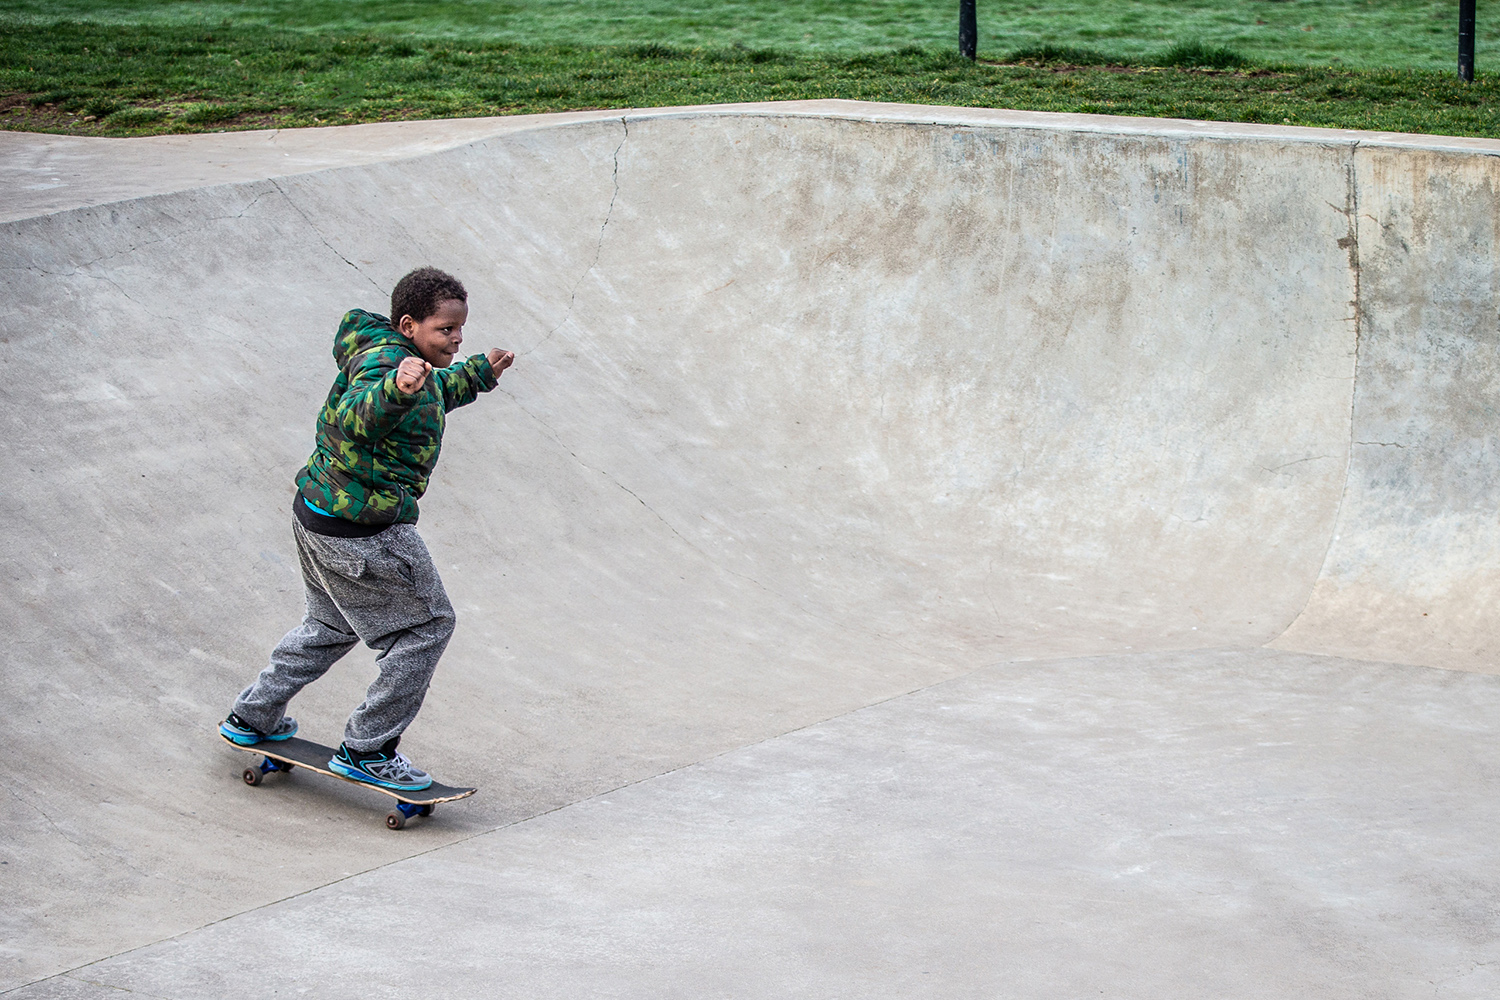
[329,743,433,792]
[219,712,298,746]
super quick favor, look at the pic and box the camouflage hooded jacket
[296,309,498,525]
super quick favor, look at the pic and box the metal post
[1459,0,1476,82]
[960,0,977,61]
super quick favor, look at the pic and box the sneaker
[328,743,433,792]
[220,712,298,746]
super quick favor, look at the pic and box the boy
[221,266,515,791]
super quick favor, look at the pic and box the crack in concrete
[1261,454,1336,474]
[982,556,1007,636]
[217,190,271,223]
[3,783,91,858]
[520,117,628,358]
[0,237,171,277]
[1,191,268,279]
[1431,959,1495,995]
[4,263,179,326]
[95,274,172,325]
[494,386,719,552]
[269,178,384,294]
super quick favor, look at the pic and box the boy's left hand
[487,349,515,374]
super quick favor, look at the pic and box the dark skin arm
[394,348,515,394]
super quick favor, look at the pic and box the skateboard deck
[221,733,476,829]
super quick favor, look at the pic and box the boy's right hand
[395,357,432,394]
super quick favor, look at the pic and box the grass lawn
[3,1,1494,70]
[1,2,1496,139]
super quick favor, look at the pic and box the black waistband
[293,493,390,538]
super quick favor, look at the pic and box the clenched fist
[395,356,432,394]
[487,348,515,374]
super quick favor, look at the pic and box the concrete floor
[3,104,1499,995]
[14,648,1500,999]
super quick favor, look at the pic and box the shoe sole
[327,758,433,793]
[219,722,298,745]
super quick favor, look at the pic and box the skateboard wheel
[418,805,434,817]
[385,811,406,830]
[242,767,262,787]
[279,761,295,773]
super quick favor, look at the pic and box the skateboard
[221,733,476,829]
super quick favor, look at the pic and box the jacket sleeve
[332,347,420,443]
[434,354,499,412]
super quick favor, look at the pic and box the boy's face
[398,298,468,368]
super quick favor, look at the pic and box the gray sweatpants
[234,515,456,752]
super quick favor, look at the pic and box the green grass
[4,22,1497,139]
[0,1,1494,70]
[1,3,1497,139]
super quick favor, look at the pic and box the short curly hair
[390,267,467,326]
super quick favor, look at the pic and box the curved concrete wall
[1273,145,1500,668]
[1,103,1495,984]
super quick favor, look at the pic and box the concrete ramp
[3,103,1498,994]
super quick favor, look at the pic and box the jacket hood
[334,309,412,368]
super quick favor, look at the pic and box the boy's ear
[396,314,416,339]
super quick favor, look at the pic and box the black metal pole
[959,0,977,60]
[1459,0,1476,82]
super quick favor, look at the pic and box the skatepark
[3,100,1499,996]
